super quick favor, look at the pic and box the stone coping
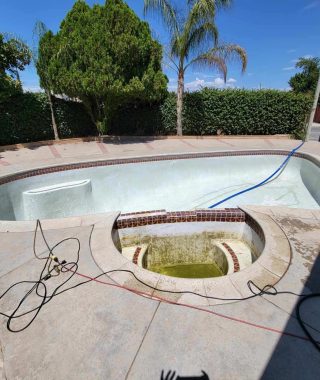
[91,208,290,306]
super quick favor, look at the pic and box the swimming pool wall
[0,150,319,221]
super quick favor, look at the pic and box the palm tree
[144,0,247,135]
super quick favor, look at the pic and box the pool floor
[149,263,224,279]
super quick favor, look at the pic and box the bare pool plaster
[1,150,319,221]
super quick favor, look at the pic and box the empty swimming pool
[0,152,319,220]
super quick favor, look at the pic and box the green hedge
[0,92,96,146]
[109,102,163,136]
[159,89,312,137]
[109,89,312,138]
[0,89,312,145]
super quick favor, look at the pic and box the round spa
[115,210,265,279]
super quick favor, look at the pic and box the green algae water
[150,263,223,279]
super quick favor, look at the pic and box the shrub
[0,92,96,146]
[0,88,312,146]
[160,89,312,137]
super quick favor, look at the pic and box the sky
[0,0,320,92]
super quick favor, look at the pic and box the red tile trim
[0,150,318,186]
[133,247,142,265]
[48,145,61,159]
[116,209,246,229]
[222,242,240,272]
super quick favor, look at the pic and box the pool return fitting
[0,142,319,353]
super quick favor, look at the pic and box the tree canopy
[289,57,320,96]
[0,33,31,102]
[37,0,168,132]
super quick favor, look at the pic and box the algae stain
[150,263,223,279]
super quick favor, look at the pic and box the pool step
[23,179,92,220]
[122,244,149,266]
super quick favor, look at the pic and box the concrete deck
[310,123,320,141]
[0,137,319,379]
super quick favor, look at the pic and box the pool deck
[0,136,320,379]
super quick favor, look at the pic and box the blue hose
[208,141,305,209]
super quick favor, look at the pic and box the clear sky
[1,0,319,92]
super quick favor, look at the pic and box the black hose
[296,294,320,352]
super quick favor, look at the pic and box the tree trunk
[177,70,184,136]
[46,90,59,140]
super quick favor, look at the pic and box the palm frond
[144,0,179,34]
[186,53,228,80]
[187,0,233,10]
[183,22,218,59]
[183,0,220,55]
[186,0,216,29]
[170,34,181,59]
[211,44,247,74]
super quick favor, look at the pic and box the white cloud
[184,77,237,91]
[168,76,238,91]
[213,77,225,87]
[290,59,299,64]
[247,72,254,76]
[185,78,207,91]
[23,86,42,93]
[303,1,320,11]
[303,54,313,59]
[282,66,295,71]
[287,49,296,53]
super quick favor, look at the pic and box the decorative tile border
[222,242,240,272]
[0,150,319,186]
[116,209,246,229]
[132,247,142,265]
